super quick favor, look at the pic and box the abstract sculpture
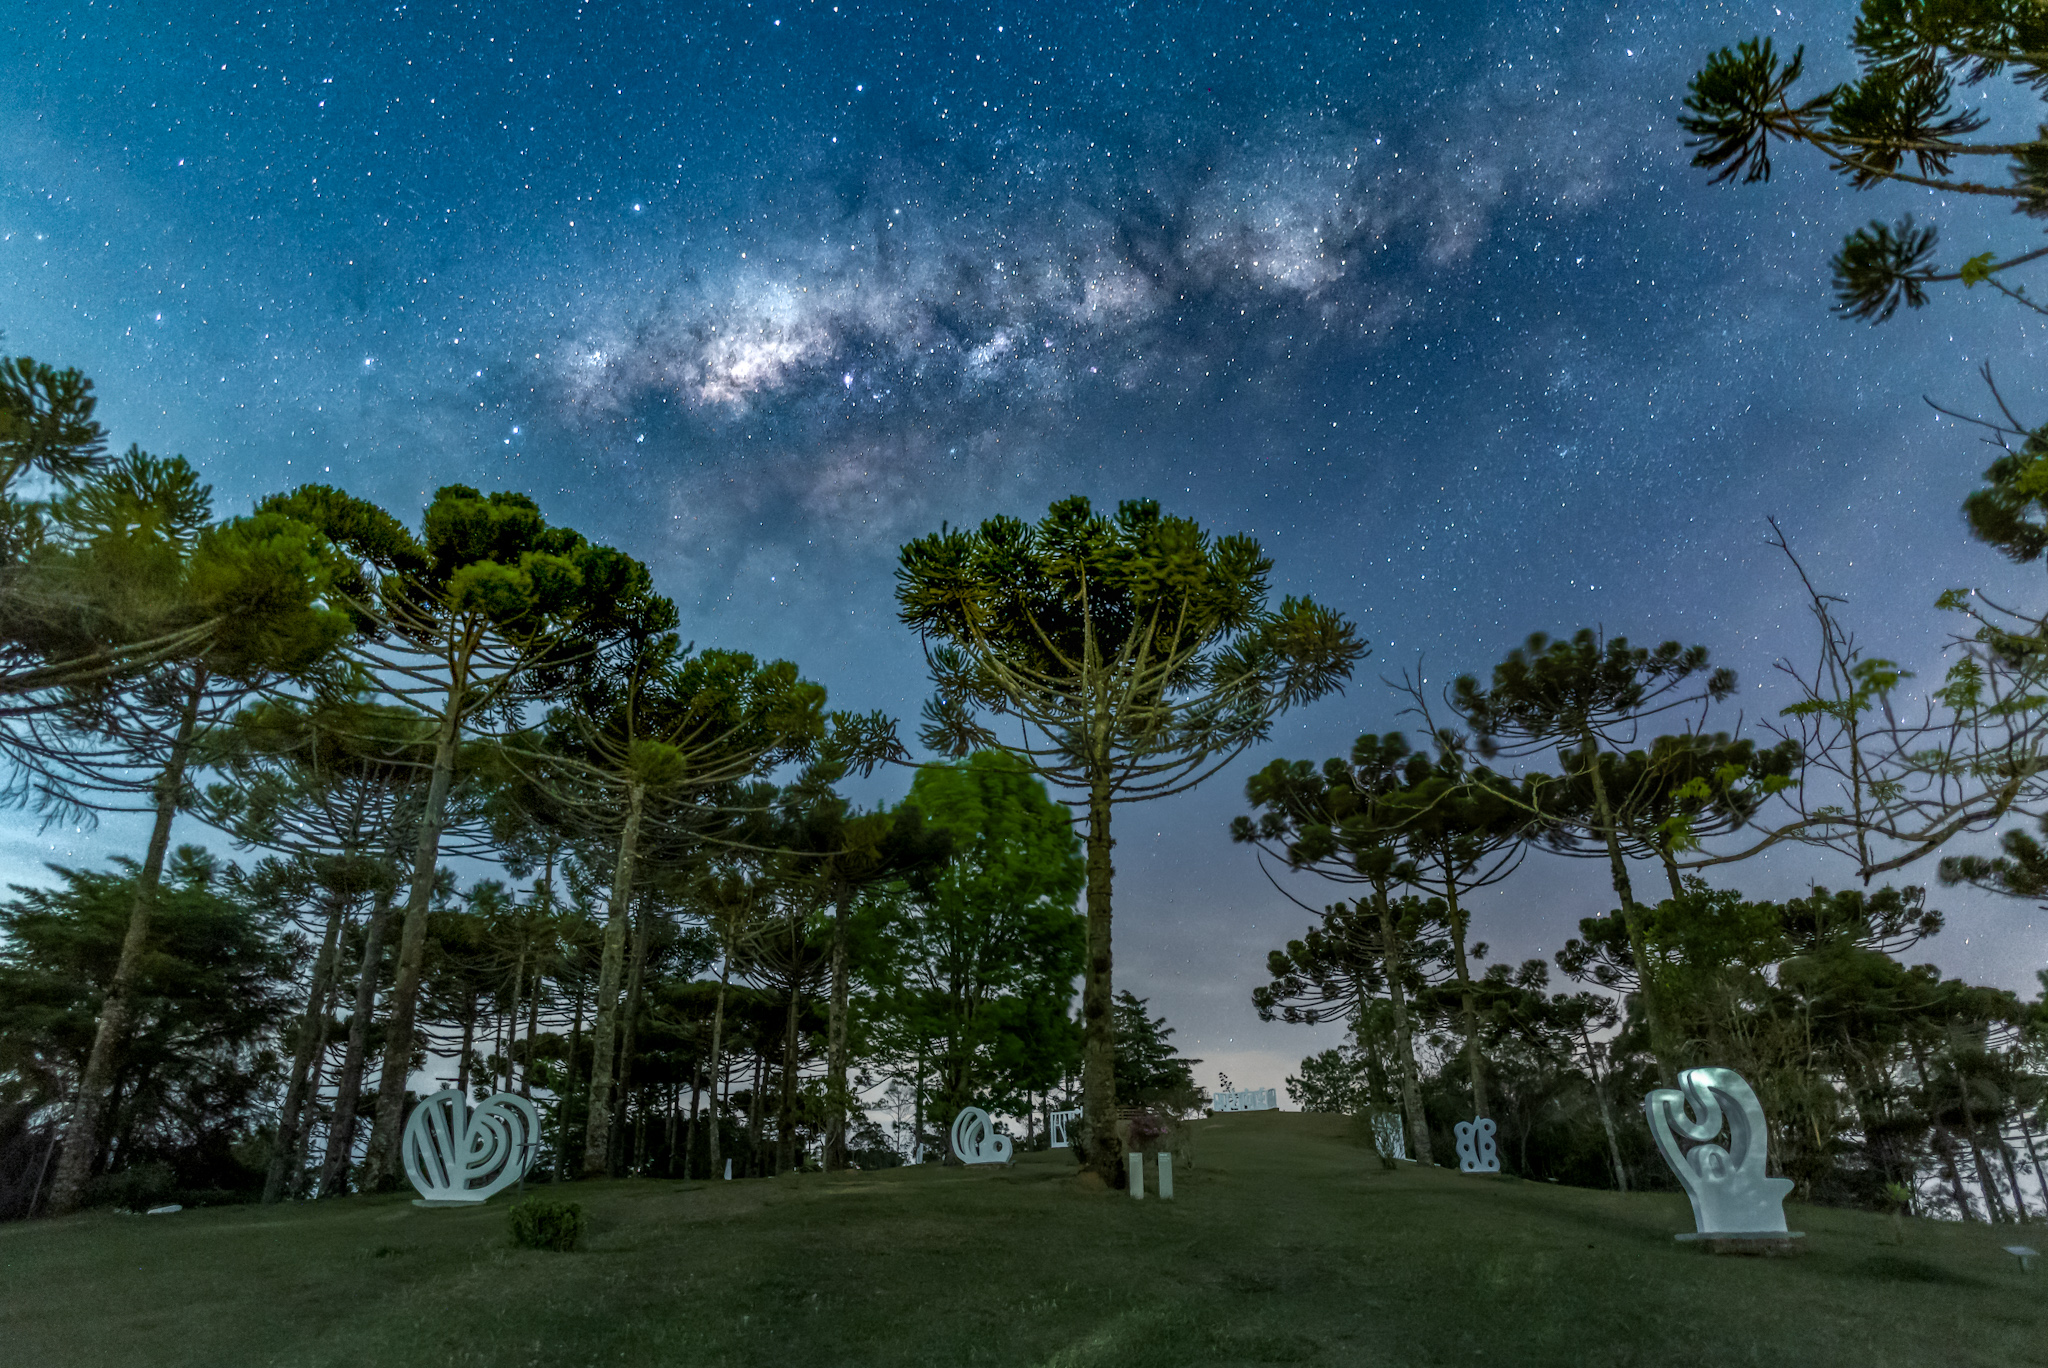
[1210,1087,1277,1112]
[949,1106,1013,1165]
[1644,1067,1797,1243]
[1454,1117,1500,1174]
[1370,1111,1408,1162]
[1048,1108,1080,1149]
[402,1088,542,1206]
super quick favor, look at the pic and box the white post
[1157,1152,1173,1200]
[723,1158,732,1181]
[1127,1151,1144,1199]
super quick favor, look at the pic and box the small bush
[507,1196,586,1253]
[84,1162,178,1212]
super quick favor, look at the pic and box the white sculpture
[1048,1108,1081,1149]
[1644,1067,1795,1238]
[1371,1110,1408,1161]
[949,1107,1013,1165]
[1124,1149,1175,1199]
[1454,1116,1500,1174]
[1211,1087,1278,1112]
[403,1088,542,1206]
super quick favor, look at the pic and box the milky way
[4,0,2043,1085]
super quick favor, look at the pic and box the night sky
[5,0,2044,1093]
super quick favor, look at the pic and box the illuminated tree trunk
[708,950,730,1180]
[1441,873,1489,1121]
[1078,775,1123,1183]
[823,884,853,1171]
[1375,887,1433,1167]
[1581,729,1676,1085]
[365,704,464,1185]
[319,879,395,1197]
[264,890,347,1203]
[47,669,206,1216]
[582,781,645,1175]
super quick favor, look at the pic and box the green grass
[3,1112,2042,1367]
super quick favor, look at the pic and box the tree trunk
[682,1071,701,1179]
[1579,1029,1628,1193]
[609,890,655,1176]
[503,937,526,1093]
[557,976,585,1179]
[708,949,730,1180]
[2017,1104,2047,1219]
[1441,865,1489,1120]
[457,996,476,1096]
[748,1049,766,1175]
[1078,777,1122,1182]
[1376,887,1434,1166]
[286,967,345,1197]
[777,907,804,1173]
[1935,1123,1977,1221]
[1955,1066,2008,1222]
[365,703,465,1185]
[319,878,396,1197]
[264,888,348,1203]
[582,782,644,1176]
[1998,1122,2032,1222]
[1580,729,1676,1085]
[823,882,853,1171]
[47,668,207,1216]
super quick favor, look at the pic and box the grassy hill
[2,1111,2040,1367]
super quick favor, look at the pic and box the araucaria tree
[1451,631,1737,1082]
[258,484,658,1184]
[896,497,1363,1180]
[1681,10,2048,323]
[38,454,353,1214]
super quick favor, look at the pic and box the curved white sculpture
[403,1088,543,1206]
[949,1106,1013,1165]
[1454,1116,1500,1173]
[1644,1067,1794,1237]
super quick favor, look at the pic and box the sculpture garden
[2,1110,2036,1368]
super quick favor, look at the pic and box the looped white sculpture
[1048,1108,1080,1149]
[403,1088,543,1206]
[1644,1067,1794,1237]
[1454,1116,1500,1173]
[949,1106,1013,1165]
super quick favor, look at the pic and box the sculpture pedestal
[1676,1231,1805,1256]
[411,1198,481,1209]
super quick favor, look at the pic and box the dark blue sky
[5,0,2043,1089]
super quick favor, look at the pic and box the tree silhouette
[1451,630,1737,1081]
[898,496,1362,1179]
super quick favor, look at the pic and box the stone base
[1675,1231,1805,1256]
[411,1198,486,1208]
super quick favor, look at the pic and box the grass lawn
[1,1111,2041,1367]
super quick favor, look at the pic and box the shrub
[83,1162,178,1212]
[507,1196,586,1253]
